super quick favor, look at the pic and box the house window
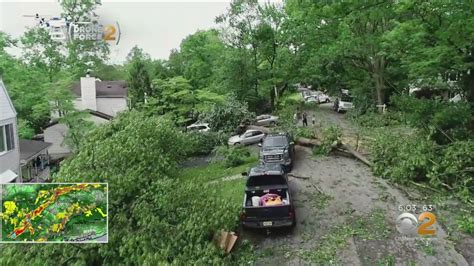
[0,124,15,153]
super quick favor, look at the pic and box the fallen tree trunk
[295,137,322,147]
[339,144,372,167]
[246,125,272,134]
[246,125,373,167]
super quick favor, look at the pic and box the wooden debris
[217,230,238,254]
[311,183,324,194]
[295,137,322,147]
[339,144,372,167]
[288,173,310,180]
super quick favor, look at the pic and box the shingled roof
[19,139,52,162]
[72,80,128,98]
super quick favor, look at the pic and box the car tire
[234,142,241,146]
[326,99,330,103]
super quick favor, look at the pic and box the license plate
[263,221,273,227]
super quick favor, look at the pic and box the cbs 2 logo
[103,25,117,41]
[396,212,437,235]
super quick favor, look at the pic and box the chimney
[80,76,97,111]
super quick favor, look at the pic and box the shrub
[353,111,405,128]
[213,145,253,168]
[427,140,474,202]
[391,95,471,144]
[185,131,227,156]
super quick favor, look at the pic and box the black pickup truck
[259,132,295,172]
[240,164,296,229]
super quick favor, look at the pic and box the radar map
[0,183,108,243]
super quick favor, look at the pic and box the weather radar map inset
[0,183,108,243]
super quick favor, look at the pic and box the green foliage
[17,119,35,139]
[313,126,342,156]
[185,131,227,156]
[456,212,474,235]
[213,145,253,168]
[0,111,249,265]
[59,111,95,152]
[371,131,473,201]
[353,111,404,128]
[427,140,474,202]
[371,131,435,183]
[391,95,471,144]
[127,46,152,108]
[200,95,254,133]
[296,127,316,139]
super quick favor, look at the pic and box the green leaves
[200,95,254,133]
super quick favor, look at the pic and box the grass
[179,154,258,184]
[376,255,396,266]
[176,150,260,264]
[301,190,333,209]
[416,239,436,256]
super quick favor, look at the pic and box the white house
[0,78,21,183]
[72,75,129,117]
[44,110,112,161]
[44,75,128,160]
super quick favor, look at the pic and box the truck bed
[241,188,294,228]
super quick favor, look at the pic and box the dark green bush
[391,95,471,144]
[186,131,227,156]
[353,111,405,128]
[371,130,473,202]
[428,140,474,202]
[370,131,435,183]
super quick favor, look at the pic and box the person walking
[293,112,298,124]
[312,114,316,125]
[302,111,308,127]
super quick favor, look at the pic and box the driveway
[242,103,472,265]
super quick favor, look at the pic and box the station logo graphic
[396,212,437,236]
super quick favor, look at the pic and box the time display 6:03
[398,204,435,212]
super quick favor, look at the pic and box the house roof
[0,169,18,183]
[43,109,113,129]
[20,139,52,162]
[72,80,128,98]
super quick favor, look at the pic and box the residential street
[243,103,473,265]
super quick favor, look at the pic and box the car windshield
[341,95,353,102]
[263,136,287,147]
[247,175,286,187]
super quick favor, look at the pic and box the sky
[0,0,235,63]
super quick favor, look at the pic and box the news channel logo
[46,18,120,45]
[68,22,121,45]
[395,212,437,237]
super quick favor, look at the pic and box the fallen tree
[246,124,372,167]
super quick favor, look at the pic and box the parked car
[186,123,210,132]
[228,129,265,146]
[333,94,354,113]
[240,164,296,228]
[259,132,295,172]
[316,93,330,103]
[254,114,279,126]
[304,95,318,104]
